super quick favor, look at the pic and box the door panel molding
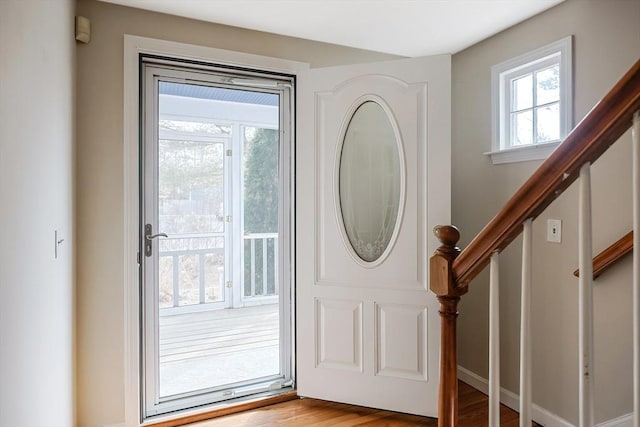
[314,298,363,371]
[375,302,428,381]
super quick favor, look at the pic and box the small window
[489,36,572,164]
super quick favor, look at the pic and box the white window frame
[488,36,573,164]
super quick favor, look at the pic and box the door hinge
[226,215,232,222]
[226,281,233,288]
[226,149,232,157]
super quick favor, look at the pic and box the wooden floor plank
[181,381,540,427]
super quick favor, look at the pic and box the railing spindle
[250,239,256,297]
[274,237,279,295]
[520,219,533,427]
[173,255,180,307]
[578,162,595,427]
[633,110,640,427]
[263,237,268,295]
[199,253,206,304]
[489,251,501,427]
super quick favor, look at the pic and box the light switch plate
[55,229,64,259]
[547,219,562,243]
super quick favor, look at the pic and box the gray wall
[452,0,640,423]
[74,1,397,425]
[0,0,76,425]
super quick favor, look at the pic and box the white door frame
[123,35,308,426]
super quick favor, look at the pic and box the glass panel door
[141,61,293,419]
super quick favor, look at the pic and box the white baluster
[263,237,268,295]
[579,162,595,427]
[250,238,256,297]
[173,254,180,307]
[489,251,501,427]
[274,237,279,295]
[632,110,640,427]
[199,253,206,304]
[520,219,533,427]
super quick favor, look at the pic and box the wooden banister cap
[434,225,460,248]
[430,225,465,296]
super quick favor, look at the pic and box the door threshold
[143,390,298,427]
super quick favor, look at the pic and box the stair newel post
[430,225,467,427]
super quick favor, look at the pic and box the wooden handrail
[573,231,633,279]
[452,59,640,287]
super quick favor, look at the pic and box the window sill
[485,141,560,165]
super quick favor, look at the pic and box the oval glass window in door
[339,100,402,263]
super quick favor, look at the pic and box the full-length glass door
[141,60,293,419]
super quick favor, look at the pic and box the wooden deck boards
[159,304,279,363]
[158,304,280,396]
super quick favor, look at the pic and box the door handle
[146,232,168,241]
[144,224,167,257]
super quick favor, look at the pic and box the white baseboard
[458,366,573,427]
[598,413,633,427]
[458,366,632,427]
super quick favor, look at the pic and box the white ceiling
[100,0,565,57]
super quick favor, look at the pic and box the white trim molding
[458,366,573,427]
[458,366,633,427]
[598,414,634,427]
[123,35,308,427]
[484,140,560,165]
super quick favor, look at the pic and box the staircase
[430,59,640,427]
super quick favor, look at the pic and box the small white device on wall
[75,16,91,44]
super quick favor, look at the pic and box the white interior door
[296,55,451,416]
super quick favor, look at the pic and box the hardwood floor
[185,381,538,426]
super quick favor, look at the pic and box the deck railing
[243,232,279,299]
[430,59,640,426]
[159,233,279,308]
[159,245,224,307]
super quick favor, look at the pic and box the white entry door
[296,55,451,416]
